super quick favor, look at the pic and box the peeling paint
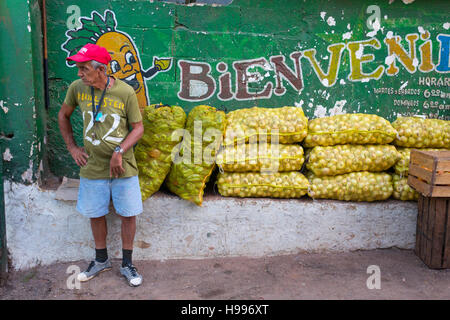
[329,100,347,116]
[327,16,336,27]
[385,54,396,65]
[294,100,304,109]
[313,105,327,118]
[355,45,364,59]
[0,100,8,113]
[21,161,34,183]
[399,81,408,90]
[3,148,13,161]
[366,18,381,37]
[342,31,352,40]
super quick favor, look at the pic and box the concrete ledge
[4,181,418,270]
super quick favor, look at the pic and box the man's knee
[120,215,136,223]
[90,216,107,226]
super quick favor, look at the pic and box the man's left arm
[110,121,144,178]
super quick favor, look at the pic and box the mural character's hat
[66,43,111,65]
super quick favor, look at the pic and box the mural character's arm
[141,57,172,79]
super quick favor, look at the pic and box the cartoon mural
[61,10,172,108]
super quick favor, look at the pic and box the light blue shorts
[76,176,143,218]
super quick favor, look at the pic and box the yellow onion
[217,171,309,198]
[223,106,308,146]
[394,147,448,175]
[307,171,393,201]
[304,114,397,147]
[135,104,186,201]
[166,105,226,206]
[307,144,400,176]
[216,143,304,172]
[392,117,450,148]
[392,173,418,201]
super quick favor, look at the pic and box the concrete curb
[4,181,417,270]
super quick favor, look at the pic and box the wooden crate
[407,150,450,197]
[415,195,450,269]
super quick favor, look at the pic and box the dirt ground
[1,247,449,301]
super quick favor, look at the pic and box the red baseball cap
[66,43,111,65]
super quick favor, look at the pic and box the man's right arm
[58,102,89,167]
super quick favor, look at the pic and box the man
[58,43,145,287]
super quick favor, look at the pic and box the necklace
[90,77,110,140]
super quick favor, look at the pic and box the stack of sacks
[135,104,186,201]
[391,117,450,201]
[305,113,399,201]
[216,106,310,198]
[165,105,226,206]
[392,117,449,148]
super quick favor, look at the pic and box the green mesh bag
[307,144,400,176]
[304,114,397,147]
[392,173,418,201]
[392,117,450,148]
[216,143,304,172]
[307,171,393,201]
[165,105,226,206]
[135,104,187,201]
[217,171,309,198]
[223,106,308,146]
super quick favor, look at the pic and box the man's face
[75,61,103,86]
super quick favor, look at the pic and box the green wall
[4,0,448,179]
[0,0,45,183]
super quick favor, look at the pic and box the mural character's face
[96,32,145,95]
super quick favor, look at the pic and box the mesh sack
[223,106,308,146]
[165,105,226,206]
[307,144,400,176]
[307,171,393,201]
[135,104,187,200]
[392,117,450,148]
[392,173,418,201]
[217,171,309,198]
[216,143,304,172]
[304,114,397,147]
[394,147,447,175]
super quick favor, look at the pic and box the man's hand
[109,121,143,178]
[69,145,89,167]
[110,152,125,178]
